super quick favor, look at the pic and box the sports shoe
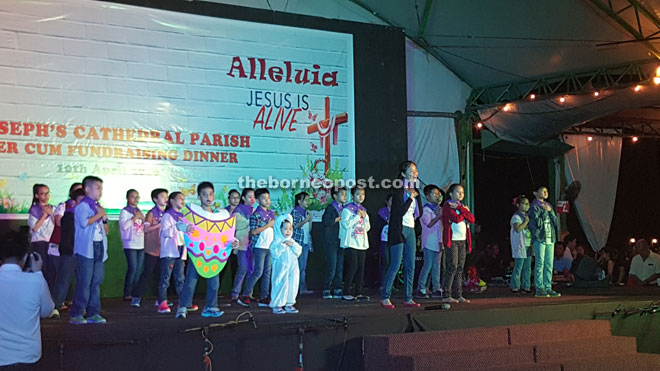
[187,304,199,312]
[258,297,271,307]
[48,309,60,319]
[441,297,458,303]
[332,289,343,299]
[175,307,187,319]
[380,300,395,309]
[522,289,533,294]
[87,314,107,324]
[272,307,286,314]
[284,305,299,314]
[547,290,561,297]
[69,315,87,325]
[342,295,356,301]
[201,307,224,318]
[414,291,429,299]
[356,294,370,300]
[131,297,141,308]
[402,301,421,308]
[535,290,550,298]
[322,290,333,299]
[510,289,520,294]
[431,291,444,298]
[155,300,173,307]
[456,297,471,303]
[158,301,171,313]
[237,296,251,307]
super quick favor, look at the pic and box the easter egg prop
[182,205,236,278]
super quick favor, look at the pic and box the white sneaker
[284,305,299,314]
[456,297,471,303]
[441,297,458,303]
[48,309,60,319]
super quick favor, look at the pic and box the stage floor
[39,286,660,371]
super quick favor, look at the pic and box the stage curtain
[407,117,460,192]
[563,134,622,251]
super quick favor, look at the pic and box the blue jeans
[51,254,76,309]
[231,250,250,298]
[71,241,105,318]
[242,248,271,299]
[443,240,466,299]
[381,227,416,302]
[178,261,219,309]
[533,241,554,292]
[323,242,344,291]
[158,257,185,304]
[298,243,311,291]
[123,249,145,298]
[417,248,442,293]
[510,247,533,291]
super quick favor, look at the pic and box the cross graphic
[306,97,348,175]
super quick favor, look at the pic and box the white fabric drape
[407,117,460,192]
[563,134,622,251]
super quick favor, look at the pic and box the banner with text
[0,0,355,218]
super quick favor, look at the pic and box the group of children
[27,178,318,322]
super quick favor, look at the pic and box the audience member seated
[596,247,615,283]
[0,231,55,368]
[553,242,572,282]
[568,243,608,288]
[628,239,660,287]
[476,243,506,283]
[563,234,577,261]
[613,245,633,286]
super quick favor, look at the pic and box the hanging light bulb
[475,122,483,129]
[593,91,599,97]
[654,77,660,85]
[634,85,642,92]
[656,66,660,76]
[559,97,566,103]
[503,103,512,112]
[632,136,639,142]
[529,94,536,100]
[587,136,593,142]
[630,238,636,244]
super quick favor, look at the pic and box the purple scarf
[81,196,102,224]
[28,203,50,220]
[424,203,440,214]
[331,200,343,215]
[378,207,389,222]
[532,199,551,209]
[293,205,307,219]
[150,205,165,222]
[344,202,366,215]
[228,203,253,219]
[255,206,275,223]
[514,210,527,219]
[123,205,140,215]
[165,207,183,221]
[64,199,76,214]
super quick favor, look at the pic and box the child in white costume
[269,214,302,314]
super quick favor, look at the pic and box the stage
[38,286,660,371]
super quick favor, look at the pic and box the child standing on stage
[238,188,275,307]
[322,187,347,299]
[157,192,187,314]
[340,186,370,301]
[528,186,561,298]
[131,188,167,308]
[28,184,55,289]
[229,188,254,305]
[51,188,85,317]
[70,176,108,325]
[441,184,475,304]
[176,182,237,319]
[119,189,145,301]
[49,183,83,296]
[416,185,444,299]
[292,192,314,295]
[510,195,533,294]
[269,214,302,314]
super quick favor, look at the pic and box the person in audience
[628,239,660,287]
[613,244,632,286]
[553,241,572,282]
[596,247,615,283]
[0,231,54,367]
[563,234,577,261]
[567,244,608,288]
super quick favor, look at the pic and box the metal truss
[465,59,657,110]
[564,121,660,138]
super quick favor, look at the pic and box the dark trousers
[343,248,366,296]
[133,253,159,298]
[323,241,344,291]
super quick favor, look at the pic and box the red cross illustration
[306,97,348,175]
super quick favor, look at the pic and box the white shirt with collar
[629,251,660,283]
[0,264,54,366]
